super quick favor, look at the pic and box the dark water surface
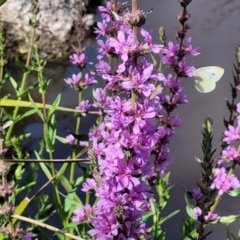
[4,0,240,239]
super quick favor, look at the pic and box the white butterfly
[194,66,224,93]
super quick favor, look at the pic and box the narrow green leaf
[218,214,240,224]
[49,114,56,146]
[28,94,44,121]
[15,57,29,72]
[18,82,39,98]
[14,109,37,122]
[56,135,68,144]
[64,192,78,212]
[47,94,61,120]
[35,151,53,180]
[226,225,231,240]
[9,76,18,90]
[73,176,84,188]
[158,210,180,225]
[56,162,69,183]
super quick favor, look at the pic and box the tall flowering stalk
[184,48,240,239]
[71,0,199,239]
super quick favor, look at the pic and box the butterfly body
[194,66,224,93]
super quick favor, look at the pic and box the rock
[0,0,101,62]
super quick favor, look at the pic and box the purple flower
[72,207,84,222]
[79,141,89,147]
[95,60,111,76]
[185,37,200,56]
[22,233,38,240]
[83,73,97,86]
[108,31,136,62]
[75,100,92,116]
[121,64,164,97]
[98,1,112,22]
[131,103,156,134]
[204,212,220,222]
[223,125,240,144]
[192,207,202,220]
[222,146,239,161]
[161,41,179,64]
[114,158,141,191]
[66,134,75,145]
[163,74,183,93]
[88,214,119,239]
[72,204,92,222]
[193,187,202,200]
[95,20,108,38]
[210,167,240,195]
[178,58,196,77]
[97,38,112,59]
[82,178,97,192]
[140,28,163,54]
[69,53,87,68]
[64,73,81,87]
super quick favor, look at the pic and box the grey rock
[0,0,101,62]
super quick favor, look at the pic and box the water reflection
[4,0,240,239]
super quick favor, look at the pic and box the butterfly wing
[194,71,216,93]
[195,66,224,83]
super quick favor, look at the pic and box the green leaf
[158,210,180,225]
[0,0,7,7]
[56,162,69,183]
[28,94,44,121]
[41,75,53,94]
[47,94,61,120]
[150,53,157,68]
[48,114,56,146]
[228,189,240,197]
[56,135,68,144]
[64,221,81,229]
[15,182,36,195]
[180,218,197,240]
[186,204,194,219]
[17,82,39,98]
[14,109,37,122]
[17,133,31,141]
[35,151,53,180]
[226,225,231,240]
[14,164,25,181]
[15,57,29,72]
[64,192,79,212]
[73,176,84,188]
[218,214,240,224]
[9,76,19,91]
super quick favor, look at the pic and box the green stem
[6,11,38,141]
[70,90,82,183]
[85,191,90,204]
